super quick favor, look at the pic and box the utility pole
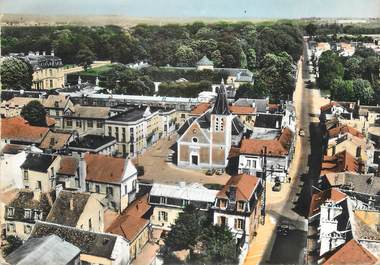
[260,146,267,225]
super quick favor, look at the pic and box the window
[97,121,103,128]
[111,201,116,209]
[215,117,220,131]
[55,110,59,116]
[132,180,136,191]
[192,137,198,143]
[66,119,72,127]
[106,187,114,196]
[24,224,32,234]
[86,183,89,192]
[7,223,15,232]
[87,120,93,128]
[34,211,42,220]
[24,209,32,219]
[50,80,53,88]
[218,199,227,209]
[237,201,245,211]
[7,207,15,217]
[23,170,28,180]
[160,197,167,204]
[218,216,227,226]
[37,181,42,190]
[246,160,257,168]
[234,218,244,230]
[108,126,112,136]
[89,218,92,230]
[95,185,100,193]
[124,185,128,194]
[158,211,168,221]
[76,120,81,127]
[220,118,224,131]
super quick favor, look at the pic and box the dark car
[277,221,290,236]
[272,182,282,192]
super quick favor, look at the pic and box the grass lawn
[76,64,114,76]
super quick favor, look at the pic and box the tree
[235,80,268,100]
[2,236,22,256]
[344,56,363,80]
[211,50,222,67]
[239,50,247,68]
[259,52,295,102]
[330,79,354,101]
[361,56,380,83]
[75,46,96,69]
[317,50,344,91]
[246,48,257,70]
[20,100,47,126]
[0,57,33,90]
[164,204,208,251]
[200,225,239,264]
[305,23,317,37]
[175,45,196,66]
[352,79,375,105]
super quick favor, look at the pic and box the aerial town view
[0,0,379,264]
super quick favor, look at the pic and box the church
[177,85,244,169]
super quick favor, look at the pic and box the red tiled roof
[320,101,337,112]
[321,151,360,175]
[308,188,347,218]
[39,131,72,150]
[1,116,49,143]
[190,103,211,116]
[46,117,56,127]
[85,153,126,184]
[328,125,363,139]
[106,194,151,242]
[323,239,378,265]
[217,174,260,201]
[58,156,79,176]
[229,105,255,115]
[240,128,293,157]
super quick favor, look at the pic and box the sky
[1,0,380,18]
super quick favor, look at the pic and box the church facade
[177,85,244,169]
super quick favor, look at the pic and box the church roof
[196,56,214,66]
[212,86,230,115]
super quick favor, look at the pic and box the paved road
[267,39,326,264]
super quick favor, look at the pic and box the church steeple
[212,84,230,115]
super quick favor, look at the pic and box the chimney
[228,185,237,202]
[78,76,82,85]
[51,50,55,56]
[70,197,74,211]
[275,120,280,129]
[78,153,87,192]
[36,51,40,55]
[368,196,375,209]
[356,146,361,158]
[95,76,100,86]
[42,51,46,56]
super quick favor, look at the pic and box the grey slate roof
[232,117,244,135]
[31,221,119,259]
[212,86,230,115]
[196,56,214,66]
[69,134,116,150]
[234,98,268,113]
[254,114,283,129]
[6,235,80,265]
[178,117,196,135]
[20,153,57,172]
[46,191,91,227]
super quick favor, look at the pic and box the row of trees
[317,47,379,104]
[2,22,303,70]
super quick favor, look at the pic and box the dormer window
[24,209,32,219]
[7,207,15,217]
[237,201,245,211]
[218,199,227,209]
[54,101,59,108]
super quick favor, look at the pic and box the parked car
[205,169,215,176]
[272,182,282,192]
[299,129,305,137]
[277,221,290,236]
[215,169,224,175]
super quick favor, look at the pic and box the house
[213,174,263,245]
[46,190,104,232]
[31,221,130,265]
[238,127,295,182]
[148,182,218,230]
[234,98,269,113]
[5,190,55,240]
[177,86,244,169]
[68,134,117,155]
[320,171,380,208]
[229,105,256,129]
[321,239,378,265]
[56,155,82,190]
[308,188,347,222]
[6,235,81,265]
[107,194,152,261]
[0,97,42,118]
[327,124,364,139]
[20,153,61,192]
[320,151,362,175]
[63,105,111,135]
[42,94,74,128]
[38,130,73,152]
[0,116,49,146]
[106,106,161,157]
[320,101,355,122]
[85,153,138,212]
[250,113,284,140]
